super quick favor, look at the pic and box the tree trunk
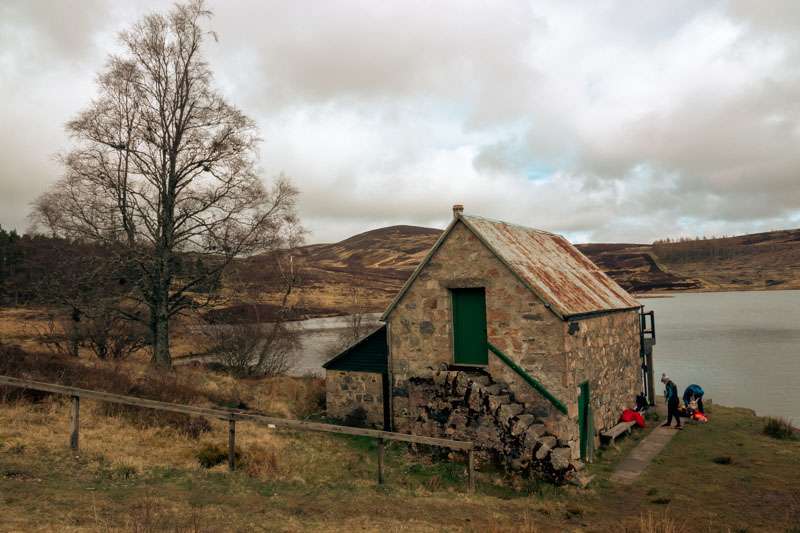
[69,307,81,357]
[151,302,172,367]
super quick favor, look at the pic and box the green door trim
[487,342,568,415]
[451,288,488,366]
[578,381,591,461]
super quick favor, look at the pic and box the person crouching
[683,384,705,414]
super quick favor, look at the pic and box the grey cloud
[1,0,110,58]
[2,0,800,245]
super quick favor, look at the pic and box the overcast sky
[2,1,800,244]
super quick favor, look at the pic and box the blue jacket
[664,381,678,404]
[683,384,704,403]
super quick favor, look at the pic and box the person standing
[661,374,682,429]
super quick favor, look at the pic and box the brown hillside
[219,225,800,321]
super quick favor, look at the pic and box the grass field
[1,373,798,532]
[1,305,798,532]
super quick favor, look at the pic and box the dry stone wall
[404,366,582,484]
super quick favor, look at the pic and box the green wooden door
[451,288,488,366]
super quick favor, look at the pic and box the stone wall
[402,367,582,484]
[387,221,570,434]
[325,370,384,428]
[564,310,642,433]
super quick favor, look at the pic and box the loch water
[643,290,800,421]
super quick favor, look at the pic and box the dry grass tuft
[242,441,283,478]
[487,511,540,532]
[93,496,207,533]
[763,417,796,440]
[638,512,685,533]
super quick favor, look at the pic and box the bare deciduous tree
[32,1,302,368]
[202,252,300,377]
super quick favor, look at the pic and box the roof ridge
[460,214,563,239]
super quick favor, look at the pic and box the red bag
[620,409,646,428]
[692,412,708,423]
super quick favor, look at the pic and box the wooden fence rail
[0,375,476,492]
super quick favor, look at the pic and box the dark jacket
[664,380,679,405]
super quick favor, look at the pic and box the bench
[600,420,636,448]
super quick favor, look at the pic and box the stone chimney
[452,204,464,217]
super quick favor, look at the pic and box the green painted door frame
[578,381,592,461]
[451,288,488,366]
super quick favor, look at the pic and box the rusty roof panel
[460,215,640,318]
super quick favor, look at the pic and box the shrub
[196,444,239,469]
[0,344,130,397]
[98,372,213,439]
[8,442,26,455]
[110,463,139,480]
[35,314,80,357]
[712,456,733,465]
[0,345,223,437]
[0,344,44,402]
[292,378,325,418]
[200,322,299,378]
[343,406,368,428]
[82,313,150,361]
[763,417,796,440]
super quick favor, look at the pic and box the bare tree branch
[31,0,302,368]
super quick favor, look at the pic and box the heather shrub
[763,417,796,440]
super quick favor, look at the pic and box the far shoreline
[634,285,800,299]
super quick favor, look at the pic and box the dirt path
[609,402,678,485]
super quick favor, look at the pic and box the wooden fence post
[70,395,80,451]
[228,419,236,471]
[377,438,385,485]
[467,449,475,494]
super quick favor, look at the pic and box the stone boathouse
[324,205,650,481]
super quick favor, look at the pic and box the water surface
[644,290,800,421]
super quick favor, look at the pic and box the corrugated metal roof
[460,215,640,318]
[381,213,639,321]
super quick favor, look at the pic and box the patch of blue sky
[562,230,592,244]
[524,163,555,181]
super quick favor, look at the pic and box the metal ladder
[639,310,656,406]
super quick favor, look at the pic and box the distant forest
[0,227,218,307]
[651,234,778,263]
